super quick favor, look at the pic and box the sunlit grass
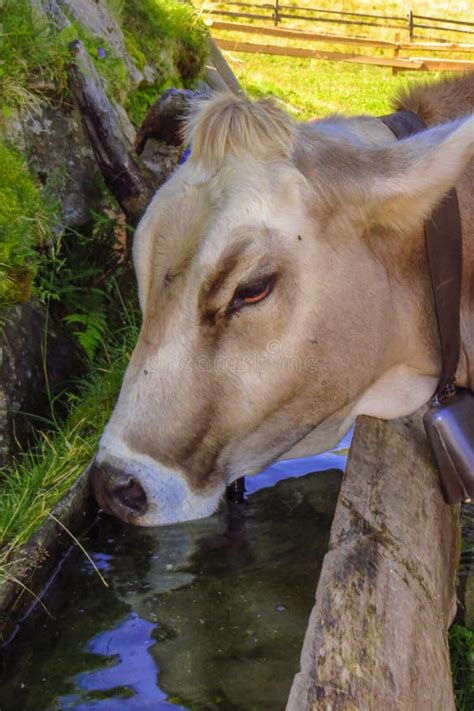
[197,0,473,119]
[230,53,417,117]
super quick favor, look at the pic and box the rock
[0,301,79,467]
[47,0,143,88]
[23,103,100,228]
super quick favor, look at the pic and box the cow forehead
[135,157,309,306]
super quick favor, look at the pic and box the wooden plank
[206,20,399,48]
[68,40,158,227]
[414,13,474,28]
[215,38,424,69]
[287,412,460,710]
[209,10,273,22]
[216,38,474,71]
[206,20,474,52]
[409,56,474,71]
[277,4,405,22]
[400,40,474,52]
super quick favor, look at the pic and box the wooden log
[287,412,460,710]
[207,37,244,95]
[68,40,158,227]
[204,60,234,93]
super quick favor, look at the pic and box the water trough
[0,410,461,709]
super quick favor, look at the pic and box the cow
[91,74,474,526]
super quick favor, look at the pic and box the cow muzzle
[90,437,226,526]
[90,462,148,523]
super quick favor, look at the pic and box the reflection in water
[60,613,185,711]
[0,445,348,711]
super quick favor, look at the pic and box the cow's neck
[340,115,473,397]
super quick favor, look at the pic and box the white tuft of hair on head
[183,92,296,176]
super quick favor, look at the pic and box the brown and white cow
[91,75,474,526]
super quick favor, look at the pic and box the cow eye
[229,275,276,314]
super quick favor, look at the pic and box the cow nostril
[111,477,147,514]
[90,463,148,520]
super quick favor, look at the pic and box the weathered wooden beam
[215,38,424,70]
[206,20,401,48]
[207,37,244,95]
[68,40,158,226]
[215,38,474,71]
[204,60,234,93]
[408,56,474,71]
[207,20,474,52]
[287,411,460,710]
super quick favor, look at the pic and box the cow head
[91,94,474,525]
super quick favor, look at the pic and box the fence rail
[208,20,474,52]
[214,36,474,72]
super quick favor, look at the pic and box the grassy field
[197,0,473,118]
[232,55,411,118]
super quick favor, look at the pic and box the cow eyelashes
[227,274,276,315]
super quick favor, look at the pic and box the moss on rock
[119,0,208,125]
[0,142,53,304]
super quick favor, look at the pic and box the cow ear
[363,116,473,232]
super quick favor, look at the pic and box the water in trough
[0,436,349,711]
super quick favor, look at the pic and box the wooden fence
[203,3,474,73]
[203,2,474,40]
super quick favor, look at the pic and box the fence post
[274,0,280,26]
[392,31,400,75]
[408,10,414,41]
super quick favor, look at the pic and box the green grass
[232,54,414,118]
[196,0,473,119]
[114,0,209,125]
[0,294,139,572]
[0,0,69,118]
[449,624,474,711]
